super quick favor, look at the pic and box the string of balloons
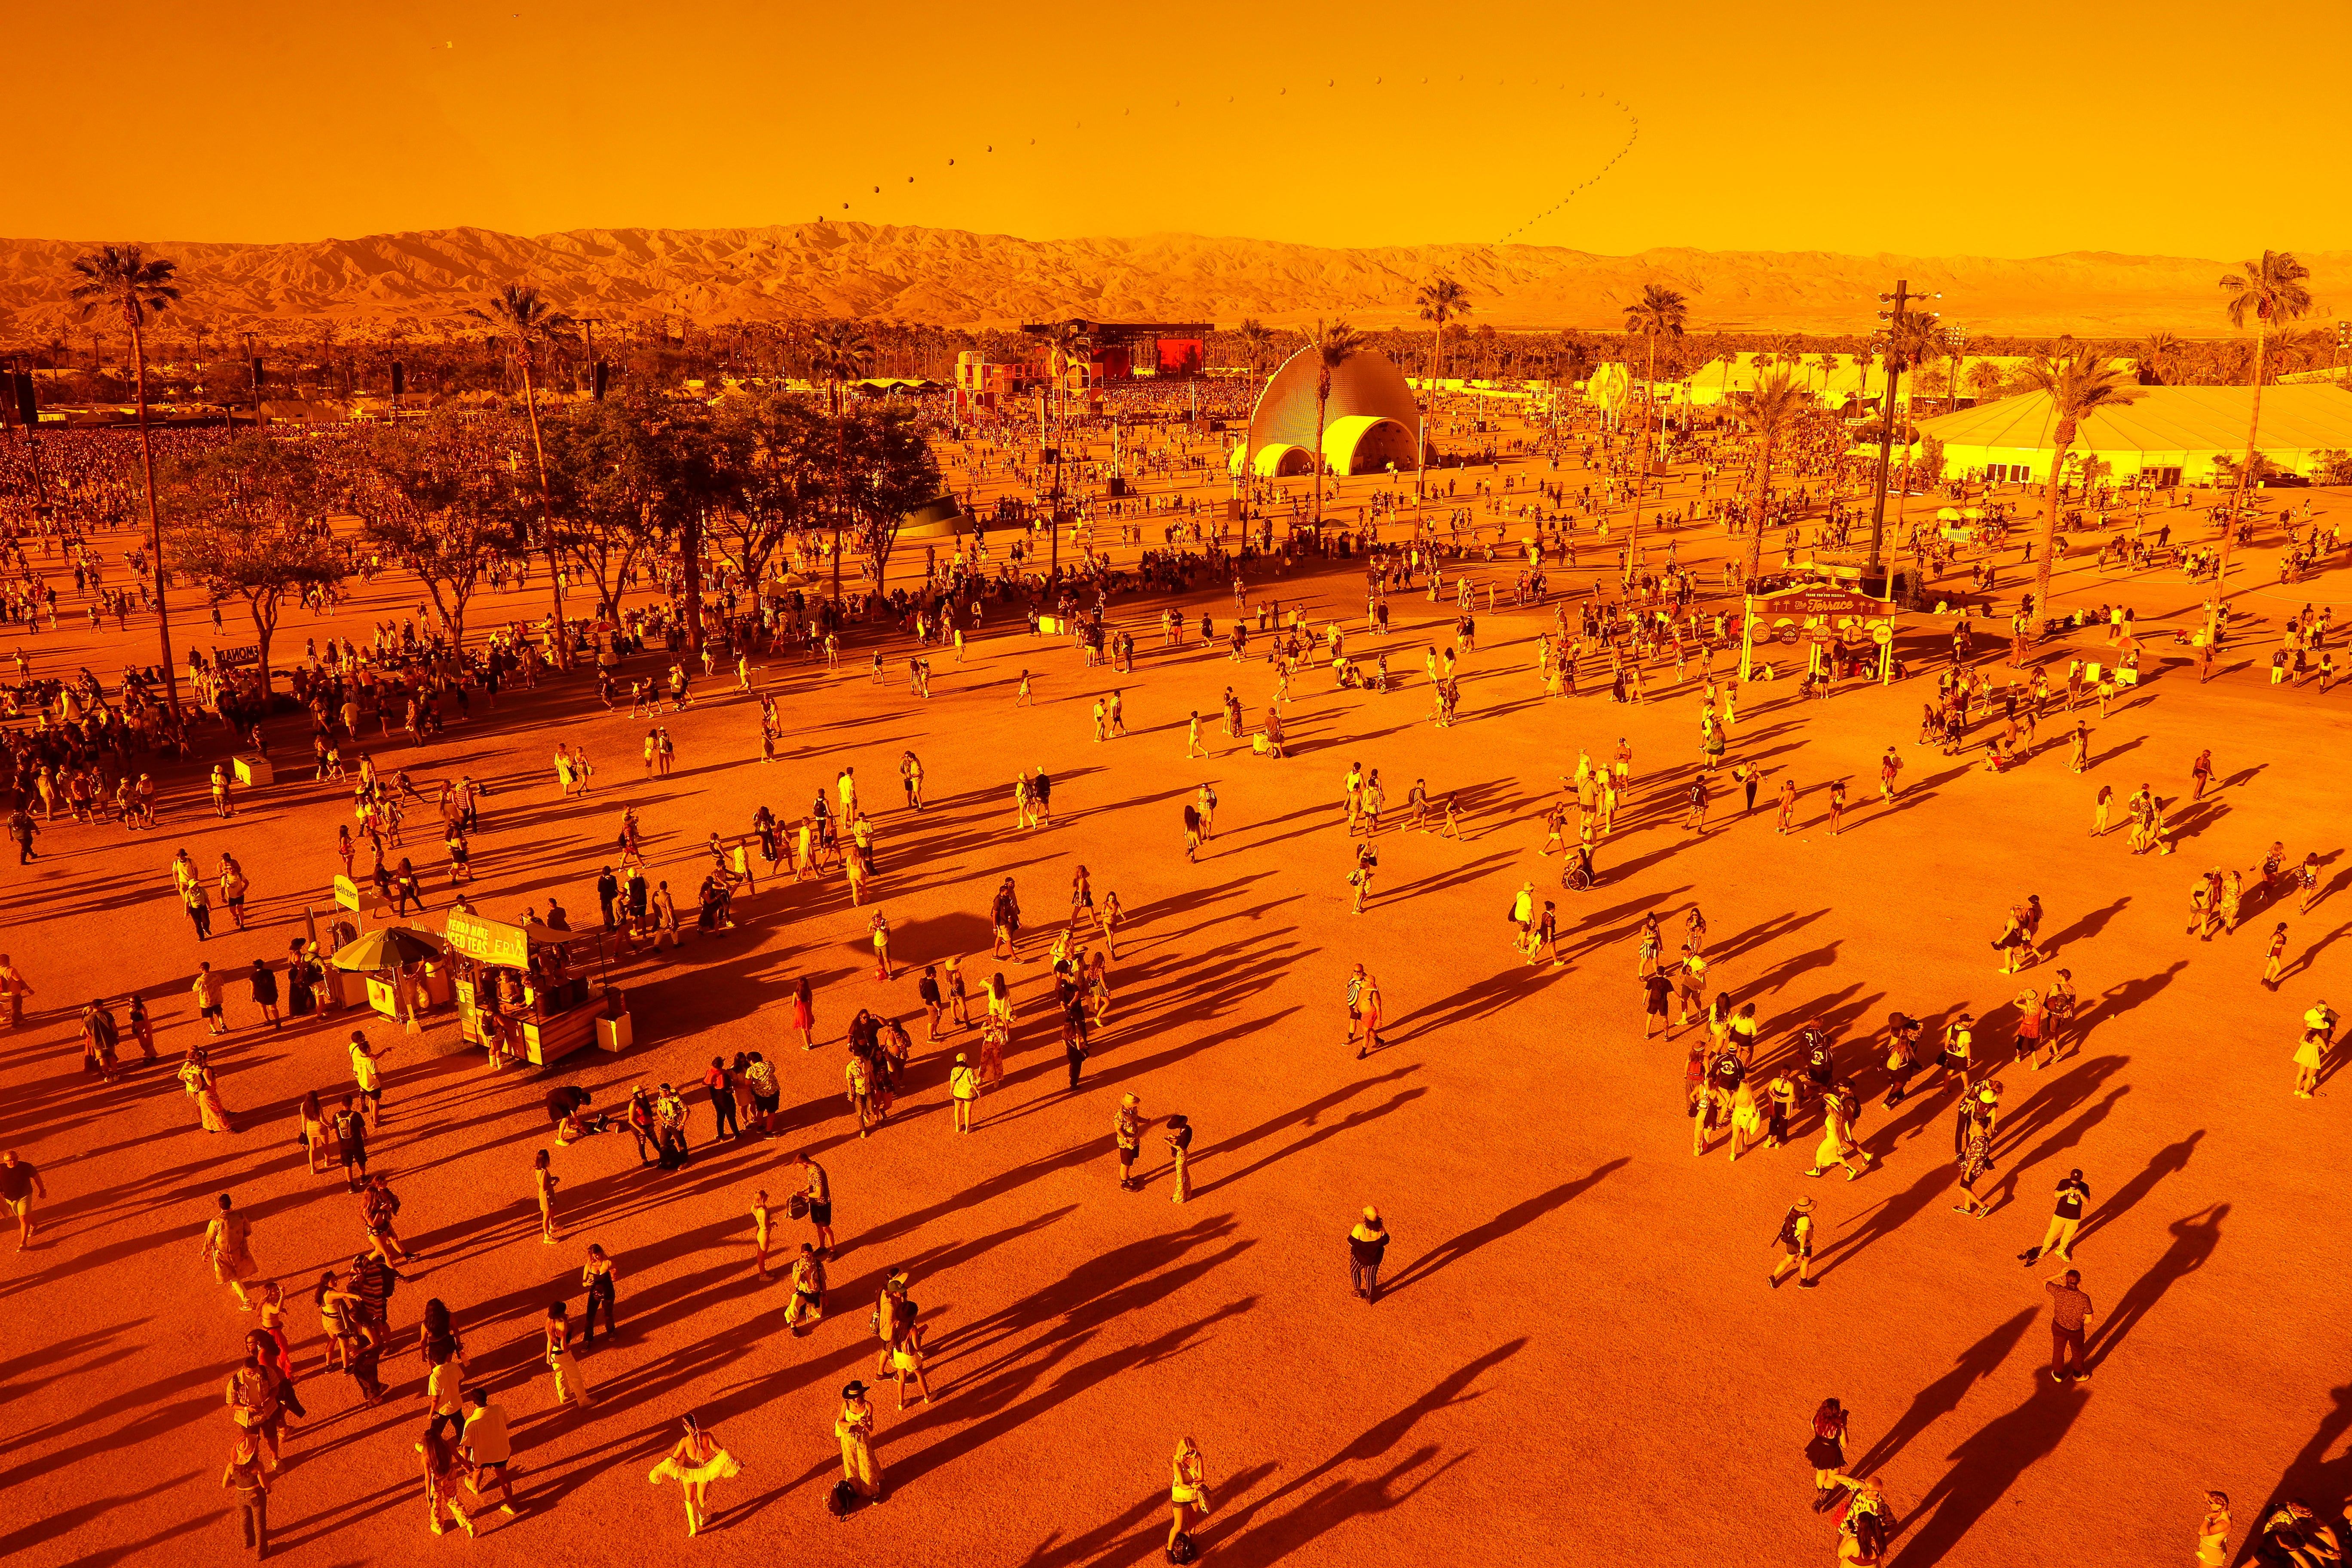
[814,74,1640,248]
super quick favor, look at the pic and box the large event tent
[1914,384,2352,486]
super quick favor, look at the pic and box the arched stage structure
[1232,348,1428,478]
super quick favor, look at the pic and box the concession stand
[444,911,628,1067]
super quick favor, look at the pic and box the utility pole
[1865,280,1938,599]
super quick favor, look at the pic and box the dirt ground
[3,416,2349,1568]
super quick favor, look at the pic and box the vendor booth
[444,912,626,1067]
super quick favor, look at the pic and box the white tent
[1916,384,2352,486]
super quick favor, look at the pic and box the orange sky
[7,0,2345,257]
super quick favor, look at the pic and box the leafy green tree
[808,320,874,599]
[717,390,830,596]
[357,411,532,650]
[163,433,346,696]
[841,404,946,590]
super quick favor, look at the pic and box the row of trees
[165,388,941,695]
[65,265,942,705]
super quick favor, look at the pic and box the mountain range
[2,224,2340,341]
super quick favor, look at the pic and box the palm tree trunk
[831,384,847,604]
[2033,423,2075,628]
[2216,322,2266,613]
[1743,435,1773,587]
[517,355,568,670]
[1313,383,1328,537]
[680,508,704,658]
[1625,337,1656,585]
[126,307,180,720]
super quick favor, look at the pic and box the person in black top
[1348,1207,1390,1302]
[2021,1169,2091,1266]
[1642,971,1673,1038]
[1,1150,46,1249]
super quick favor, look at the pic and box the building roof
[1245,347,1421,466]
[1917,383,2352,456]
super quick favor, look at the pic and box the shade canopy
[1917,384,2352,482]
[331,927,447,971]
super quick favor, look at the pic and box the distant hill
[1,225,2340,340]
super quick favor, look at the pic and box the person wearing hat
[949,1053,979,1133]
[1769,1196,1818,1289]
[835,1381,883,1503]
[1347,1207,1389,1302]
[1114,1095,1145,1191]
[786,1243,827,1331]
[1165,1115,1193,1204]
[2021,1169,2091,1265]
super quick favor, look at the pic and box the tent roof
[1918,384,2352,455]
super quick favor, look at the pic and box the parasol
[331,928,447,971]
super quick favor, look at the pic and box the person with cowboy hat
[835,1381,883,1503]
[1769,1196,1819,1289]
[1114,1095,1145,1191]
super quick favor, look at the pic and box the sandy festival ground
[3,402,2351,1568]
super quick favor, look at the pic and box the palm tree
[2015,353,2141,629]
[1733,371,1807,592]
[2136,330,2180,386]
[1851,344,1878,413]
[1416,276,1472,391]
[467,283,576,663]
[1620,284,1688,584]
[809,319,875,600]
[1310,319,1369,537]
[1968,361,2007,403]
[1236,318,1275,381]
[1811,352,1841,398]
[2215,251,2314,616]
[69,245,183,717]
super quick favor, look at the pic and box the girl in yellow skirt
[1169,1436,1211,1557]
[648,1412,740,1537]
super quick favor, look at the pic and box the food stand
[444,911,624,1067]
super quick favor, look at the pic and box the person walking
[203,1193,262,1310]
[543,1300,593,1408]
[349,1032,391,1130]
[1,1150,47,1250]
[581,1244,618,1347]
[2044,1267,2095,1382]
[0,954,32,1028]
[1768,1196,1818,1289]
[1348,1206,1389,1302]
[1807,1399,1851,1511]
[795,1152,835,1253]
[458,1390,518,1517]
[533,1150,561,1244]
[221,1431,272,1556]
[649,1412,740,1537]
[786,1243,828,1330]
[2021,1169,2090,1265]
[417,1427,478,1537]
